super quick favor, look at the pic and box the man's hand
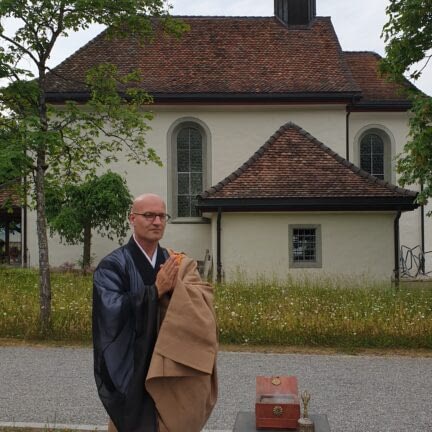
[155,256,179,297]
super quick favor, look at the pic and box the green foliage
[0,0,188,204]
[397,94,432,206]
[381,0,432,208]
[381,0,432,81]
[0,0,188,330]
[45,172,132,262]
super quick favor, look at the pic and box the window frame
[354,126,394,184]
[168,119,211,223]
[359,133,385,180]
[288,224,322,269]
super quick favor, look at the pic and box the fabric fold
[146,255,218,432]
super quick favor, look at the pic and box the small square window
[289,225,322,268]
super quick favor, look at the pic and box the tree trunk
[36,152,51,335]
[82,222,92,270]
[37,66,51,336]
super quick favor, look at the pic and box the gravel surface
[1,346,431,431]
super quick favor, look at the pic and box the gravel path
[1,346,431,431]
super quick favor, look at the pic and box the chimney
[274,0,316,26]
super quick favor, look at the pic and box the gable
[197,122,417,211]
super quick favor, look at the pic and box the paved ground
[1,346,432,431]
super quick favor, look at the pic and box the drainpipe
[420,183,425,274]
[216,207,222,283]
[21,205,27,267]
[346,104,351,161]
[22,173,28,267]
[394,210,402,288]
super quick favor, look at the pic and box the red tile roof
[199,122,416,201]
[46,16,361,97]
[344,51,413,103]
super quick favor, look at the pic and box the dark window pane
[372,155,384,176]
[177,149,190,172]
[178,195,190,217]
[177,129,190,150]
[191,172,203,194]
[360,133,385,177]
[176,125,204,218]
[178,173,190,195]
[189,128,202,150]
[360,140,371,154]
[360,154,371,172]
[372,140,384,154]
[190,146,202,171]
[292,228,316,262]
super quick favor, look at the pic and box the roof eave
[46,91,362,104]
[350,100,412,111]
[196,196,419,212]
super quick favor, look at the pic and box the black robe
[92,237,168,432]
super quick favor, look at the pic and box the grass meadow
[0,268,431,349]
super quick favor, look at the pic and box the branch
[18,14,46,58]
[414,54,432,78]
[40,3,66,64]
[0,34,39,66]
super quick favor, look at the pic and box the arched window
[176,126,203,217]
[168,120,210,220]
[360,133,385,180]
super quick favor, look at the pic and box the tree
[381,0,432,209]
[46,172,132,270]
[0,1,187,334]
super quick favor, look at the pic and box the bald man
[92,194,181,432]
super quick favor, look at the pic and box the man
[93,194,217,432]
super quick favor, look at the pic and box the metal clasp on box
[273,406,283,417]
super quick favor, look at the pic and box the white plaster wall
[27,105,347,268]
[26,105,426,274]
[350,111,429,272]
[216,212,396,282]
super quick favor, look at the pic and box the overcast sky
[4,0,432,95]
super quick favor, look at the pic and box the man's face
[129,195,167,247]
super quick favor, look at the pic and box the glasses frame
[133,212,171,222]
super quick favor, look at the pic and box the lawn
[1,268,431,350]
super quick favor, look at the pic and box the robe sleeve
[93,255,135,397]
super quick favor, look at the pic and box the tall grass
[0,268,92,341]
[1,269,431,349]
[215,277,432,349]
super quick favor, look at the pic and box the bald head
[131,193,166,214]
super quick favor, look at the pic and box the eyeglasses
[133,212,171,222]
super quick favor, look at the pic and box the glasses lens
[142,213,170,222]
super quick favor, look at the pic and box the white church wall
[217,211,396,282]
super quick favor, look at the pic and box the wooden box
[255,376,301,430]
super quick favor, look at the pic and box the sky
[3,0,432,95]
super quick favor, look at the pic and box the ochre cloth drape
[145,254,218,432]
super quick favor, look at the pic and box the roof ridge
[172,15,273,19]
[172,15,329,20]
[344,50,381,55]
